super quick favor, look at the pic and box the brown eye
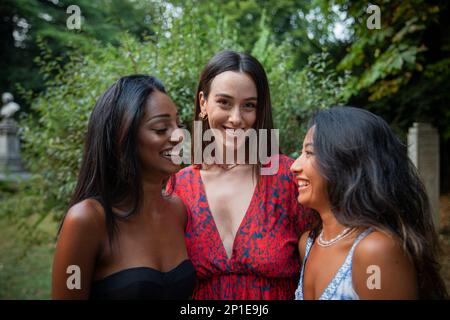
[217,99,230,106]
[301,150,314,157]
[153,128,168,134]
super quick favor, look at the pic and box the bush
[6,3,347,228]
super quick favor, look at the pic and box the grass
[0,216,56,299]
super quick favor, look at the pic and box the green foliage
[14,4,241,225]
[2,0,448,298]
[177,0,342,67]
[0,216,55,299]
[251,16,349,155]
[1,0,160,112]
[333,0,450,142]
[336,0,431,100]
[10,4,345,228]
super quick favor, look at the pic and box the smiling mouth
[297,179,310,189]
[160,149,182,160]
[222,126,246,136]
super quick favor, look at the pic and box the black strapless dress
[90,259,196,300]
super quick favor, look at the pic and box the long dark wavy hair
[309,106,447,299]
[193,50,277,174]
[59,75,167,245]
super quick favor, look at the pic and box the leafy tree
[1,4,345,232]
[170,0,344,67]
[0,0,159,111]
[328,0,450,191]
[251,15,348,155]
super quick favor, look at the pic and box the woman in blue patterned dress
[290,106,447,300]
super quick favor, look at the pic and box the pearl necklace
[317,227,355,247]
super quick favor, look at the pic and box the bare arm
[170,195,188,231]
[352,231,418,300]
[51,200,104,299]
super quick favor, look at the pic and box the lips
[222,126,246,137]
[160,148,182,161]
[296,178,310,190]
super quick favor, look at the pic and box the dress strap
[294,233,314,299]
[347,227,374,259]
[338,227,374,272]
[304,233,314,261]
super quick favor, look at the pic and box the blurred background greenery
[0,0,449,299]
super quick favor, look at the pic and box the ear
[199,91,207,113]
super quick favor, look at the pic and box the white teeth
[162,150,182,157]
[224,127,245,136]
[298,181,310,187]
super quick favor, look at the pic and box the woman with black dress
[52,75,195,299]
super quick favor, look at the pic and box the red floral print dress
[168,154,313,300]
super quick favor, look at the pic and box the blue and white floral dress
[295,228,373,300]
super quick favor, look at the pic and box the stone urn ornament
[1,92,20,119]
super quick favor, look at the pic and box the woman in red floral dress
[168,50,313,299]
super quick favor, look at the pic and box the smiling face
[137,90,183,177]
[290,127,330,211]
[199,71,257,151]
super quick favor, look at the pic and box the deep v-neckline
[301,240,350,300]
[197,168,259,261]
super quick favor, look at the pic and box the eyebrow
[147,113,179,122]
[304,143,313,148]
[215,93,257,101]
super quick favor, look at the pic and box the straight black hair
[59,75,167,245]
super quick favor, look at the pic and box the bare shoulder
[353,229,405,263]
[61,198,106,234]
[353,229,412,270]
[352,229,417,299]
[52,198,106,299]
[56,198,106,263]
[298,230,311,261]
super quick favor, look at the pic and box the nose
[290,155,303,175]
[228,106,242,127]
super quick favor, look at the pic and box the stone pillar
[408,122,440,231]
